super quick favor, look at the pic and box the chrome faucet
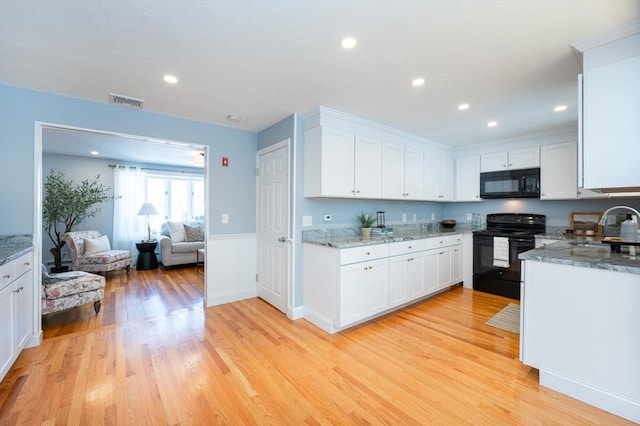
[599,205,640,226]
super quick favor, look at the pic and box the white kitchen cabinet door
[404,148,424,200]
[481,148,539,172]
[389,252,425,308]
[365,259,389,316]
[451,246,462,285]
[423,153,440,200]
[0,282,16,382]
[439,157,455,201]
[354,135,382,198]
[339,263,368,326]
[14,270,32,351]
[480,152,508,172]
[423,249,439,295]
[455,156,481,201]
[540,142,577,200]
[381,142,405,199]
[583,53,640,190]
[304,126,355,198]
[437,248,453,289]
[425,155,454,201]
[508,146,540,170]
[382,143,423,200]
[339,258,388,327]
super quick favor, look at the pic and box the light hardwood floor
[0,267,632,425]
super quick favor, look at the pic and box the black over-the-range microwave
[479,167,541,199]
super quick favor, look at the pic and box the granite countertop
[303,225,468,249]
[0,235,34,266]
[520,239,640,275]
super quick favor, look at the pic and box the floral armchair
[41,266,106,315]
[64,230,132,276]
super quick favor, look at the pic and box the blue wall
[0,84,257,235]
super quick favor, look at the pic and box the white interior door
[256,142,289,313]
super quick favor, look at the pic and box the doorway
[35,122,210,335]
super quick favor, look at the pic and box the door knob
[278,236,286,243]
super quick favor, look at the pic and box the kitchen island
[519,240,639,423]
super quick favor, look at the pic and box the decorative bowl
[440,219,457,229]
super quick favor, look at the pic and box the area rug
[485,303,520,334]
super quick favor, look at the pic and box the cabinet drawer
[389,239,426,256]
[0,261,15,290]
[340,244,389,265]
[14,252,33,277]
[425,234,462,250]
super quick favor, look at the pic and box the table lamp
[138,202,158,242]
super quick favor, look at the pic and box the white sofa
[157,221,205,268]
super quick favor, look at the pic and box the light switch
[302,216,312,227]
[221,213,229,224]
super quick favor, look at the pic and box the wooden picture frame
[570,211,602,236]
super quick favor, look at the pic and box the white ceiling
[1,1,639,163]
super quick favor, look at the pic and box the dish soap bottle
[619,213,638,242]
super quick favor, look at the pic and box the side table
[196,248,205,273]
[136,241,158,270]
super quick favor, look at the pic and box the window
[145,172,205,232]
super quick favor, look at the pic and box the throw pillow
[84,235,111,255]
[167,221,186,242]
[184,224,203,242]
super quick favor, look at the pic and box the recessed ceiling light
[458,103,470,110]
[554,105,567,112]
[227,114,241,123]
[412,78,425,87]
[163,75,178,84]
[487,121,498,128]
[340,37,357,49]
[90,151,99,156]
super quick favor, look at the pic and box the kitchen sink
[568,241,606,248]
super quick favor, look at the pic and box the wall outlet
[221,213,229,224]
[413,214,417,221]
[302,216,312,227]
[402,213,407,222]
[323,214,332,222]
[466,213,472,221]
[431,213,435,220]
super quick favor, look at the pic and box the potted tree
[357,212,377,238]
[43,169,116,272]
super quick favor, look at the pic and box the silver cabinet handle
[2,274,10,279]
[278,236,286,243]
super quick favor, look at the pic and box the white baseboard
[540,369,640,423]
[288,305,304,320]
[206,288,257,307]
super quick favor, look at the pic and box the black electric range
[472,213,546,299]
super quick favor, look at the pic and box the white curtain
[113,166,146,253]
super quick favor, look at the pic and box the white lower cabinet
[304,234,463,334]
[339,258,389,326]
[0,251,34,382]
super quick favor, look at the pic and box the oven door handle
[509,238,535,244]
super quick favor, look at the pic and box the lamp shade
[138,202,158,216]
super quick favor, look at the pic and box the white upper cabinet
[424,154,454,201]
[354,135,383,198]
[454,156,481,202]
[580,33,640,191]
[304,126,382,198]
[381,142,424,200]
[540,142,577,200]
[480,147,540,172]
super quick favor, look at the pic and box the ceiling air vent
[108,93,144,109]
